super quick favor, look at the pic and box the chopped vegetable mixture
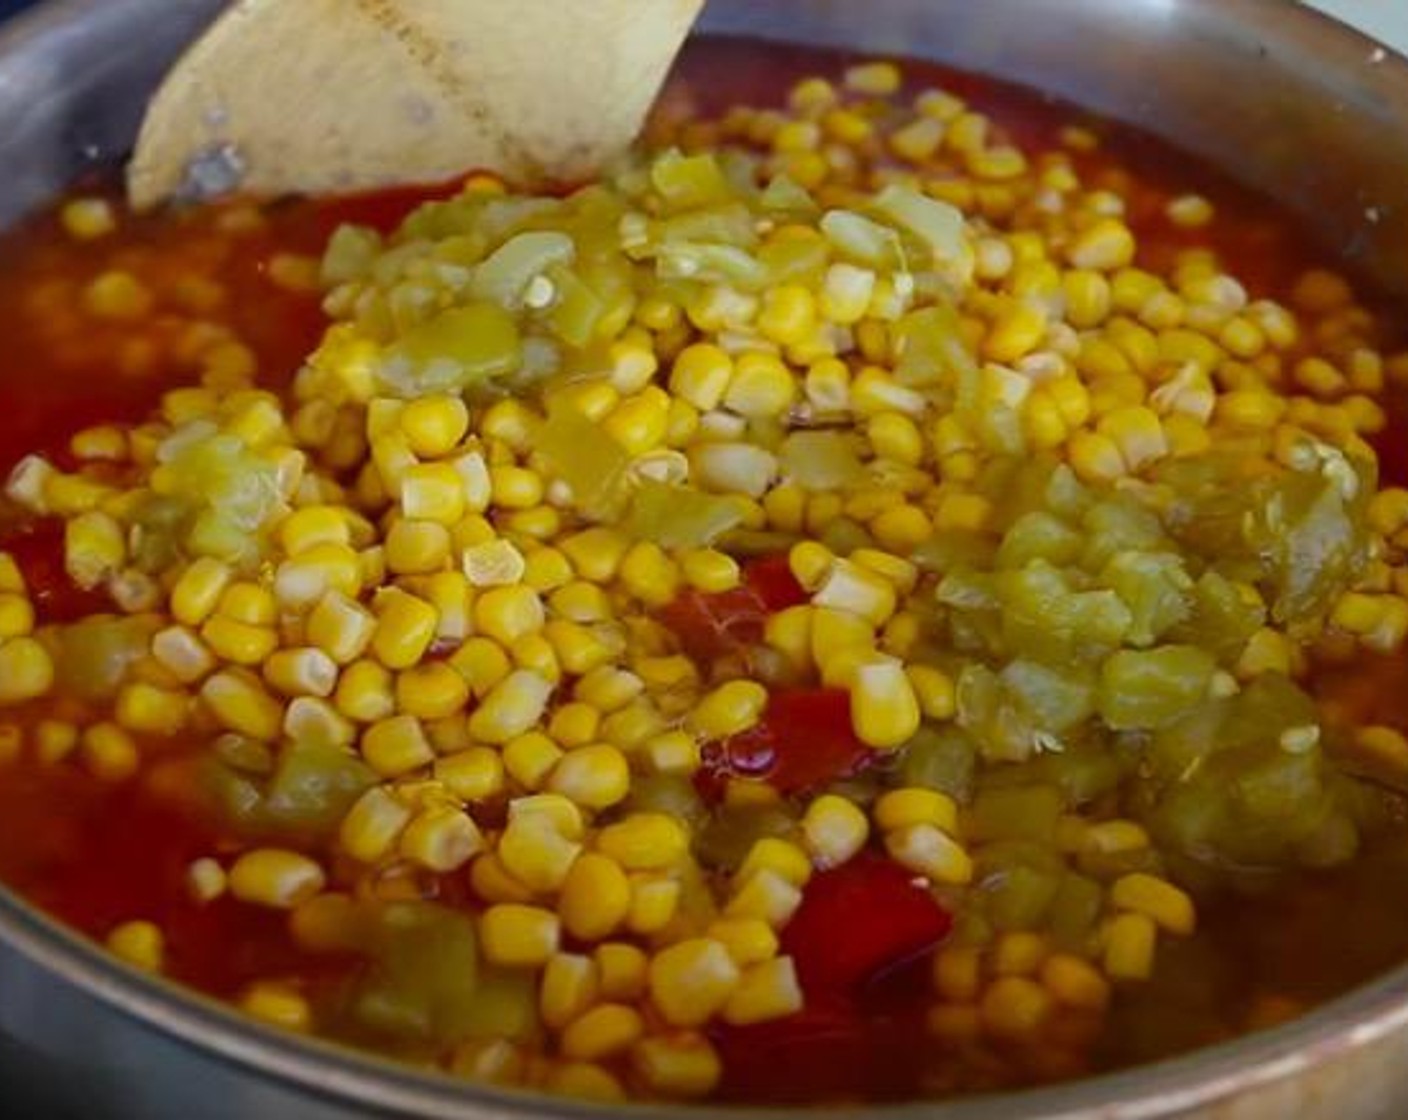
[2,45,1408,1105]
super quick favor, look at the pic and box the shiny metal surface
[0,1,1407,1117]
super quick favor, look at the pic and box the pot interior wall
[1,0,1403,295]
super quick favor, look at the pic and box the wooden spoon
[128,0,705,210]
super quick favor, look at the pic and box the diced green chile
[897,725,978,802]
[353,902,481,1043]
[1097,646,1217,730]
[380,302,521,397]
[967,784,1064,844]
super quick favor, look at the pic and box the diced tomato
[781,853,952,999]
[740,554,810,612]
[1,519,111,622]
[713,854,951,1102]
[658,586,766,664]
[698,688,875,797]
[657,554,807,663]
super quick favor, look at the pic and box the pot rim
[1,0,1406,1116]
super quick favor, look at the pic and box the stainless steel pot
[1,1,1406,1117]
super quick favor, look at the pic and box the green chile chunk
[1000,659,1096,732]
[381,302,521,397]
[353,902,483,1043]
[1098,646,1217,730]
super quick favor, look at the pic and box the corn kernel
[669,344,734,411]
[200,669,283,739]
[384,519,452,574]
[1041,953,1111,1011]
[468,669,553,744]
[871,504,933,552]
[274,544,361,607]
[394,661,470,720]
[502,731,564,790]
[462,538,527,589]
[548,743,631,810]
[931,491,993,533]
[65,510,125,589]
[720,955,804,1026]
[77,721,136,780]
[0,553,23,594]
[114,682,189,736]
[450,1038,523,1086]
[1067,218,1136,271]
[490,465,544,510]
[984,302,1048,364]
[648,939,741,1027]
[62,197,117,240]
[433,746,504,802]
[334,659,395,723]
[604,388,671,455]
[552,851,631,942]
[400,805,484,872]
[886,822,973,885]
[723,351,797,419]
[1104,912,1157,980]
[541,953,601,1030]
[561,1003,645,1061]
[724,869,804,927]
[632,1033,722,1098]
[737,837,812,888]
[627,875,681,935]
[1068,430,1126,483]
[240,982,312,1032]
[850,658,920,749]
[875,787,958,833]
[499,810,582,892]
[642,728,701,776]
[583,945,644,1007]
[361,713,435,777]
[687,679,768,739]
[813,559,898,627]
[544,1061,624,1103]
[107,920,164,972]
[186,857,228,904]
[34,719,78,766]
[1110,872,1196,935]
[474,585,545,647]
[339,786,412,863]
[278,506,351,555]
[596,813,688,871]
[401,463,467,524]
[228,849,326,909]
[171,557,234,627]
[201,615,279,666]
[480,904,561,968]
[85,270,154,321]
[371,589,439,669]
[981,975,1053,1039]
[932,945,982,1002]
[800,794,869,870]
[217,582,277,627]
[469,853,535,905]
[993,931,1049,977]
[400,396,469,457]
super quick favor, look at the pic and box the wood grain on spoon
[128,0,705,210]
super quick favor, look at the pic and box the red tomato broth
[0,35,1402,1105]
[0,753,347,997]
